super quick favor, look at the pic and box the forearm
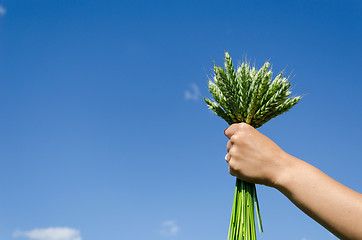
[275,154,362,240]
[224,123,362,239]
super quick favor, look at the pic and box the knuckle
[228,166,236,176]
[226,141,232,151]
[230,134,239,143]
[230,133,246,145]
[238,122,252,132]
[228,159,237,170]
[238,122,248,130]
[228,147,237,156]
[229,157,243,172]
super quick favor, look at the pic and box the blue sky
[0,0,361,240]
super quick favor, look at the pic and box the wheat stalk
[204,52,301,240]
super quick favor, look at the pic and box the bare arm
[224,123,362,240]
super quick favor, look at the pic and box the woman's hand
[224,122,290,187]
[225,123,362,240]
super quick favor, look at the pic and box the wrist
[270,152,300,191]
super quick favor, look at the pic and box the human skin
[224,123,362,240]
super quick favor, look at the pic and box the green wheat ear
[204,52,301,127]
[204,52,302,240]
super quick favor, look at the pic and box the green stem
[227,178,263,240]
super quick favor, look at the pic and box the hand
[224,123,289,187]
[225,123,362,239]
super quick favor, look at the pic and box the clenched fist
[224,123,290,187]
[224,123,362,240]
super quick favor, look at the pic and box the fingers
[224,122,251,139]
[225,153,231,163]
[224,123,239,139]
[225,123,252,179]
[226,123,249,153]
[227,139,233,152]
[228,164,237,177]
[226,149,239,178]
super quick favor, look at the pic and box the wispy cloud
[160,220,179,236]
[184,83,200,101]
[13,227,81,240]
[0,5,6,16]
[301,238,307,240]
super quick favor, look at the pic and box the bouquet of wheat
[204,52,301,240]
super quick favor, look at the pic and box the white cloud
[301,238,307,240]
[160,220,179,236]
[13,227,81,240]
[184,83,200,101]
[0,5,6,16]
